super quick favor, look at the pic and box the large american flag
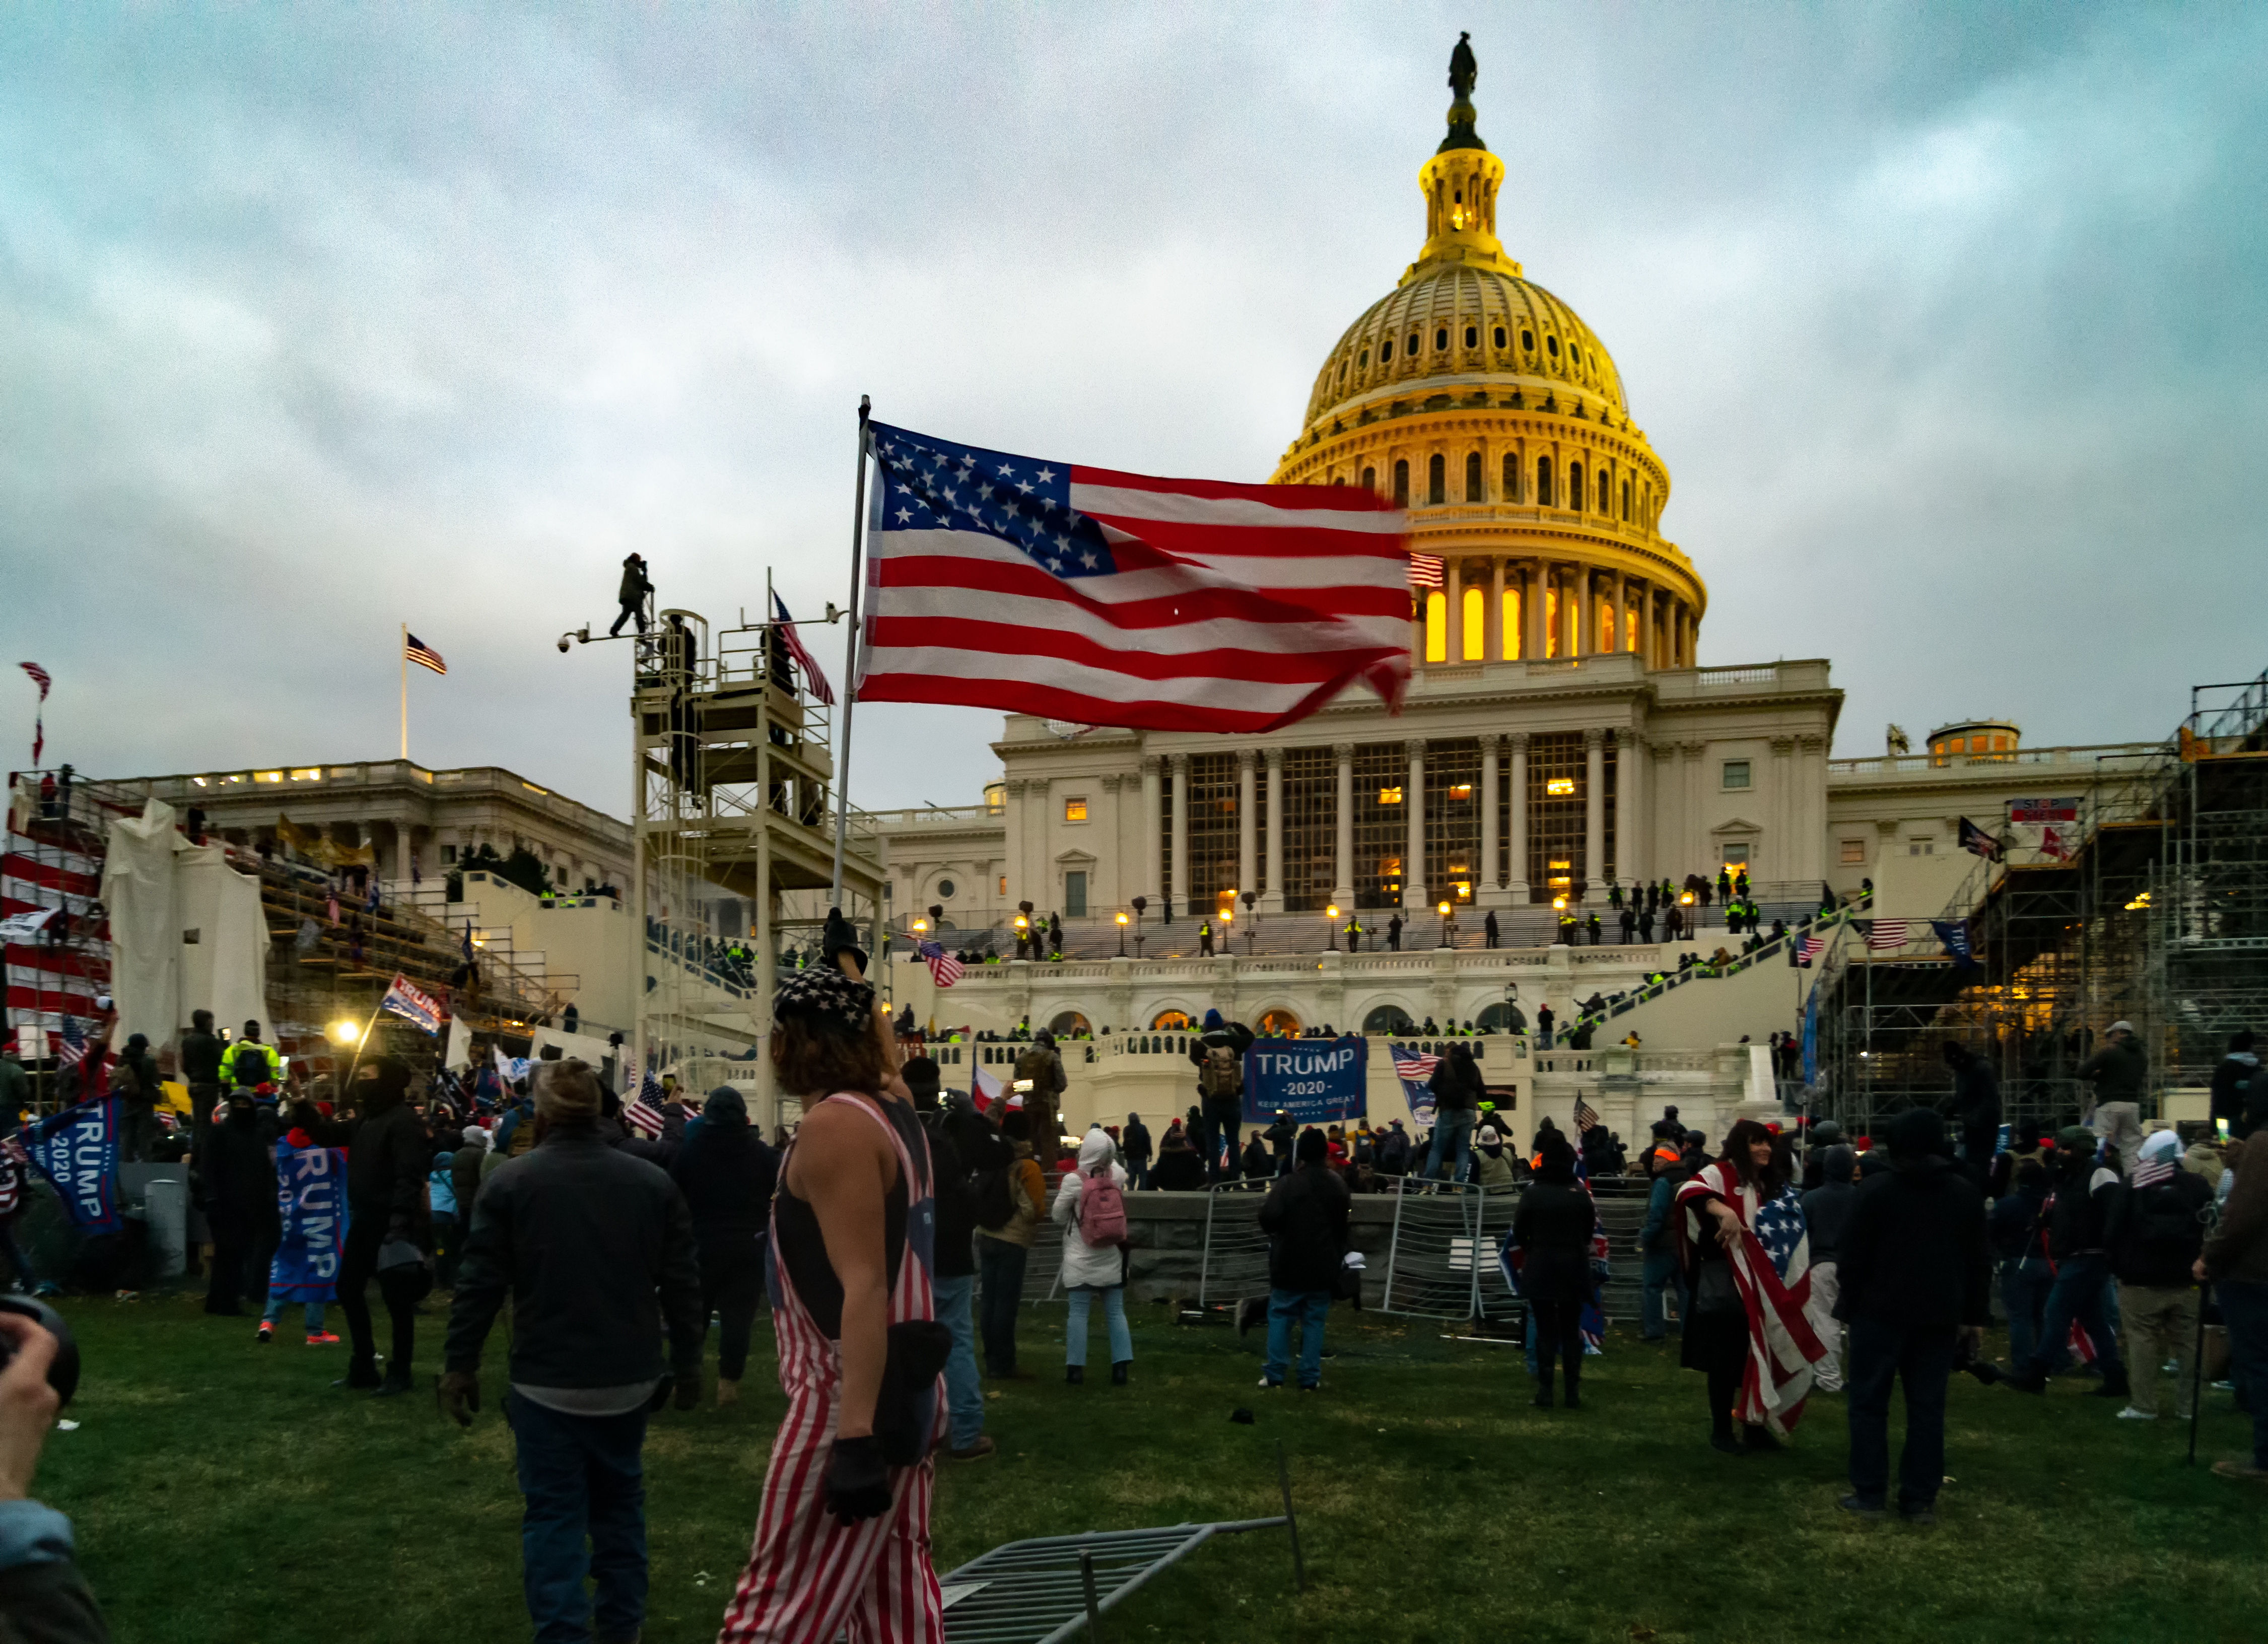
[771,591,834,706]
[1573,1097,1600,1131]
[404,633,447,675]
[858,423,1410,732]
[625,1070,666,1138]
[54,1014,86,1069]
[916,938,963,988]
[1863,918,1910,952]
[1407,553,1445,589]
[1798,933,1827,964]
[1673,1162,1825,1435]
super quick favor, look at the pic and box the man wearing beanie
[291,1054,434,1394]
[442,1058,704,1644]
[1256,1128,1351,1391]
[1834,1108,1989,1524]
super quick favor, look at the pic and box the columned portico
[1262,747,1285,914]
[1403,738,1427,912]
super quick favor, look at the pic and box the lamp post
[1130,895,1146,957]
[1437,898,1454,949]
[1326,903,1340,953]
[1242,889,1258,954]
[1116,910,1128,957]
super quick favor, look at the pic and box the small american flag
[1864,919,1909,952]
[1407,553,1445,589]
[771,592,834,706]
[624,1070,666,1137]
[1799,933,1827,964]
[19,662,51,699]
[916,937,963,988]
[55,1015,86,1069]
[405,632,447,675]
[1573,1097,1600,1131]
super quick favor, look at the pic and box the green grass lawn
[30,1291,2266,1644]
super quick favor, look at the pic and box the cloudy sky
[4,3,2263,819]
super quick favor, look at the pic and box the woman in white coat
[1053,1126,1134,1385]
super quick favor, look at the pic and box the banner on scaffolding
[2008,797,2079,824]
[1241,1036,1368,1126]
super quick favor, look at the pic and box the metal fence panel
[1197,1182,1272,1313]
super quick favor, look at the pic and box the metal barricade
[1196,1180,1272,1315]
[1378,1182,1500,1320]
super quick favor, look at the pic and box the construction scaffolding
[626,605,886,1130]
[1815,661,2268,1138]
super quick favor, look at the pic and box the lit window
[253,771,283,784]
[1546,777,1575,796]
[1549,860,1572,870]
[1378,786,1404,805]
[1839,840,1865,864]
[1462,587,1484,658]
[1064,798,1088,822]
[1424,591,1447,661]
[1722,761,1752,790]
[998,874,1007,894]
[1455,882,1472,900]
[1448,783,1473,801]
[288,768,321,781]
[1548,875,1572,888]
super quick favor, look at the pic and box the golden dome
[1270,36,1705,676]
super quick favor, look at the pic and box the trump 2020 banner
[1241,1037,1368,1126]
[269,1138,350,1303]
[23,1095,122,1235]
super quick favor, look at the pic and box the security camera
[557,633,574,653]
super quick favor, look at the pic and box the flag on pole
[1798,934,1827,965]
[54,1015,86,1070]
[626,1074,667,1137]
[1958,816,2002,860]
[915,938,964,988]
[1573,1096,1600,1131]
[1407,553,1445,589]
[1932,919,1976,967]
[2040,826,2072,862]
[19,662,50,766]
[771,592,835,706]
[1863,918,1910,952]
[378,973,444,1035]
[972,1064,1006,1114]
[859,423,1410,733]
[404,633,447,675]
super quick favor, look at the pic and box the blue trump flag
[23,1095,123,1235]
[269,1137,350,1303]
[1241,1037,1368,1126]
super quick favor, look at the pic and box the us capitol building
[864,48,2150,1118]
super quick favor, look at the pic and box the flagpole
[399,623,408,760]
[829,395,872,908]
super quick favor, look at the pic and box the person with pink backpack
[1052,1127,1134,1385]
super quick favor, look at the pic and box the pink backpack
[1076,1164,1127,1247]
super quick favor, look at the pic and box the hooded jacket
[2106,1132,2214,1288]
[2078,1037,2148,1105]
[1834,1151,1990,1329]
[2043,1147,2122,1261]
[2212,1050,2265,1133]
[293,1070,430,1240]
[1050,1130,1130,1288]
[1259,1142,1351,1293]
[669,1088,780,1267]
[2203,1137,2268,1287]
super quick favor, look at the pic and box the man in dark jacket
[179,1009,224,1138]
[194,1089,278,1319]
[1189,1012,1256,1183]
[1834,1109,1989,1525]
[1423,1046,1482,1185]
[1256,1129,1350,1390]
[2079,1022,2149,1170]
[910,1070,1000,1463]
[1800,1143,1858,1391]
[440,1058,703,1644]
[2105,1129,2214,1421]
[2211,1032,2264,1138]
[292,1055,433,1394]
[1122,1112,1153,1190]
[608,551,652,636]
[2201,1134,2268,1481]
[669,1087,778,1409]
[1264,1110,1296,1176]
[1938,1042,2002,1184]
[2004,1127,2128,1399]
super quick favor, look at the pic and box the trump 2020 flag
[23,1095,122,1235]
[269,1136,350,1303]
[858,423,1409,732]
[379,973,444,1035]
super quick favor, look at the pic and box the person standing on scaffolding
[608,553,653,637]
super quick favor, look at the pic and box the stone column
[1100,773,1124,911]
[1525,561,1546,662]
[1616,731,1643,885]
[1445,559,1464,663]
[1262,746,1285,914]
[1169,752,1189,921]
[1002,777,1027,908]
[1403,737,1427,911]
[1478,733,1501,902]
[1488,557,1506,662]
[1583,727,1606,898]
[1139,755,1162,903]
[1770,735,1797,884]
[1796,733,1829,887]
[1409,591,1425,671]
[1507,731,1531,902]
[1681,741,1706,881]
[1579,569,1597,659]
[1611,572,1627,655]
[1236,747,1258,908]
[1332,741,1355,908]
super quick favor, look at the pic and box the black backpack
[231,1043,269,1087]
[2131,1180,2206,1263]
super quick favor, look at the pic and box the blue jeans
[1265,1289,1331,1388]
[1424,1111,1475,1184]
[2022,1253,2123,1380]
[2216,1278,2268,1471]
[931,1273,985,1449]
[1065,1285,1131,1368]
[977,1237,1028,1375]
[505,1393,649,1644]
[1129,1158,1151,1191]
[1846,1317,1957,1510]
[1999,1258,2054,1372]
[261,1297,327,1332]
[1640,1254,1686,1340]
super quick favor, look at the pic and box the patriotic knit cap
[774,965,874,1034]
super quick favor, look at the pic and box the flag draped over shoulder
[858,423,1410,732]
[1673,1159,1825,1436]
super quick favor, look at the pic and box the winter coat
[1051,1131,1130,1288]
[1834,1155,1991,1329]
[2211,1052,2262,1129]
[2078,1038,2148,1105]
[1799,1178,1858,1266]
[1511,1174,1598,1306]
[2106,1166,2214,1288]
[669,1090,780,1272]
[1122,1117,1153,1161]
[294,1090,430,1241]
[2204,1139,2268,1287]
[617,557,650,605]
[2043,1153,2122,1261]
[1259,1161,1351,1293]
[1472,1144,1517,1189]
[977,1138,1048,1248]
[1427,1052,1482,1114]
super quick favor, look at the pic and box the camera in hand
[0,1297,80,1409]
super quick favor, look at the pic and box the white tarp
[102,801,271,1050]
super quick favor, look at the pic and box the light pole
[1131,896,1146,957]
[1242,889,1258,954]
[1326,903,1340,953]
[1116,909,1128,957]
[1438,899,1454,949]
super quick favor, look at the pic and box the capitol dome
[1272,39,1705,675]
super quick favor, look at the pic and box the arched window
[1521,329,1535,352]
[1476,1001,1522,1033]
[1465,450,1482,501]
[1407,332,1420,357]
[1256,1007,1301,1037]
[1332,474,1345,487]
[1150,1009,1192,1031]
[1363,1004,1416,1035]
[1434,327,1448,351]
[1362,465,1377,494]
[1599,600,1615,654]
[1599,469,1611,512]
[1359,348,1370,367]
[1464,324,1477,348]
[1381,339,1393,361]
[1427,453,1446,506]
[1393,460,1410,507]
[1463,587,1485,660]
[1424,591,1447,661]
[1494,325,1507,349]
[1536,456,1554,508]
[1568,461,1584,511]
[1502,452,1520,501]
[1048,1010,1091,1038]
[1547,335,1560,357]
[1502,587,1521,659]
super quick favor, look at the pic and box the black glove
[823,1434,892,1526]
